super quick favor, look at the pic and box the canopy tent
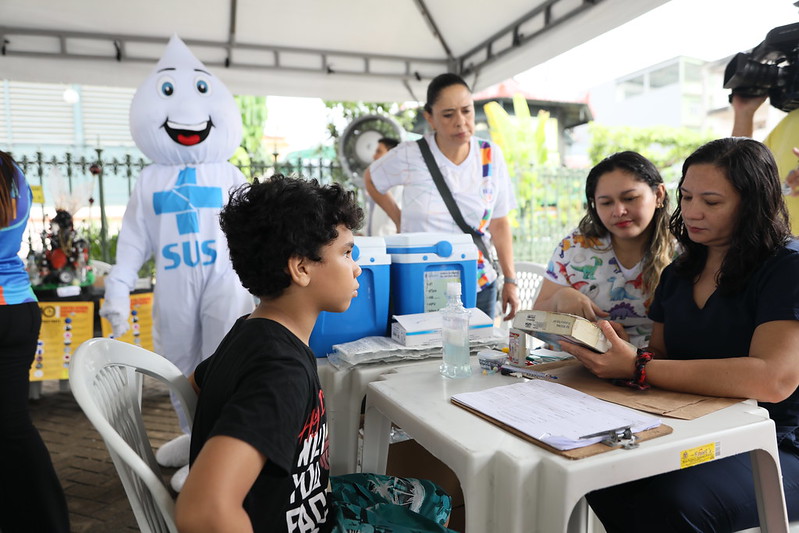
[0,0,669,102]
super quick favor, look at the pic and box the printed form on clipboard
[451,379,661,451]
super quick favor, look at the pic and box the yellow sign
[680,442,720,469]
[32,301,94,382]
[30,184,44,204]
[99,292,154,352]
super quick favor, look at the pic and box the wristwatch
[503,276,517,285]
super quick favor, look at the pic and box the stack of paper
[327,332,504,369]
[451,379,661,450]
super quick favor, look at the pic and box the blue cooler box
[309,236,390,358]
[383,232,477,315]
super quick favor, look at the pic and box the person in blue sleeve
[0,151,70,532]
[562,138,799,532]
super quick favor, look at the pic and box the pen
[500,365,559,380]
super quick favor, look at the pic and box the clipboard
[452,397,673,460]
[527,359,741,420]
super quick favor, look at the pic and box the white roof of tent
[0,0,669,101]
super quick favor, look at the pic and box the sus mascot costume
[100,35,254,486]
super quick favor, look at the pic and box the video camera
[724,22,799,112]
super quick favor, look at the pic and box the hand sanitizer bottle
[440,281,472,379]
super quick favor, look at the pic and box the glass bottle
[439,281,472,379]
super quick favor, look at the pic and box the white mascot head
[130,35,242,165]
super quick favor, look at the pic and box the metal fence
[511,166,587,264]
[15,150,588,265]
[12,149,346,207]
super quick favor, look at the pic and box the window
[683,62,703,84]
[618,75,645,100]
[82,86,136,147]
[650,63,679,89]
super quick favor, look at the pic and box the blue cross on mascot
[153,167,223,236]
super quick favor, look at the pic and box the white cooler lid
[383,232,477,262]
[353,236,390,266]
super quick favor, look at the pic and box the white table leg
[319,362,359,476]
[457,462,496,532]
[567,499,590,533]
[750,448,789,533]
[361,400,392,474]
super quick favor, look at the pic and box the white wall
[589,81,684,128]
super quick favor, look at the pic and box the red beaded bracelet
[613,349,653,391]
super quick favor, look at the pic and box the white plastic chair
[513,261,548,311]
[69,338,197,533]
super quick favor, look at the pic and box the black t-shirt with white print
[190,316,331,533]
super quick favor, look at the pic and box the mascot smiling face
[129,35,242,165]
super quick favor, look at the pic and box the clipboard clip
[580,426,639,449]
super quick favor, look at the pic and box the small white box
[507,327,529,366]
[391,308,494,347]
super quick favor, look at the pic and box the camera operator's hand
[731,94,768,137]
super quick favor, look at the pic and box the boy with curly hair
[175,175,452,533]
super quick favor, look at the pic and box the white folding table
[360,362,790,533]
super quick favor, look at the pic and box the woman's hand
[500,282,519,321]
[550,287,610,321]
[560,320,637,379]
[607,320,630,342]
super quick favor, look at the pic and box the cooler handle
[386,240,453,258]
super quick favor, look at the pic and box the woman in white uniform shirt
[364,73,520,320]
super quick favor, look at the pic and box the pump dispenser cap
[446,282,461,297]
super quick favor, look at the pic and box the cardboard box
[507,327,529,366]
[386,439,464,532]
[512,310,611,352]
[512,309,636,353]
[391,308,494,347]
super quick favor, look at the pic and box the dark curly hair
[670,137,790,293]
[220,174,363,299]
[578,151,673,296]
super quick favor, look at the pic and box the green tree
[231,95,268,180]
[484,95,554,211]
[484,95,587,261]
[588,123,715,183]
[323,101,416,141]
